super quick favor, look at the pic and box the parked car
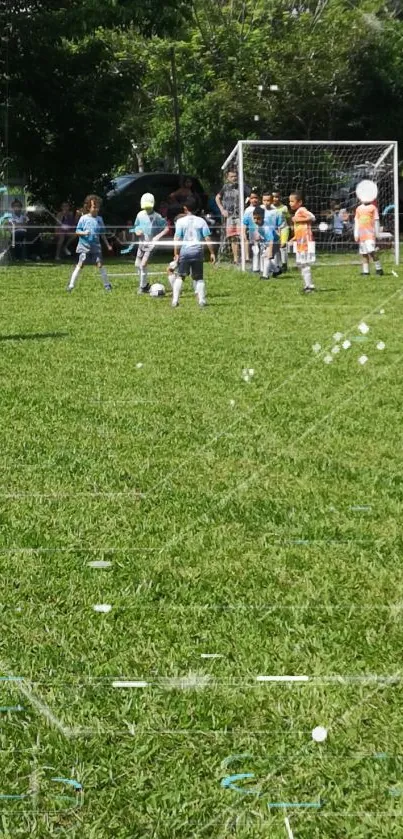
[102,172,207,228]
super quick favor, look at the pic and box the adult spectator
[169,177,200,215]
[55,201,76,261]
[8,199,28,261]
[215,169,249,264]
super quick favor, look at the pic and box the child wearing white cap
[131,193,169,293]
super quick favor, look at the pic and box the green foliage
[1,0,403,202]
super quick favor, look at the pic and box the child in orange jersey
[289,192,316,293]
[354,200,383,276]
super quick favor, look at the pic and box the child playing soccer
[243,190,261,262]
[354,200,383,276]
[252,207,275,278]
[289,192,316,293]
[272,191,291,272]
[261,190,282,276]
[131,193,169,293]
[67,195,112,292]
[173,197,215,308]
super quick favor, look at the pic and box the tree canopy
[1,0,402,204]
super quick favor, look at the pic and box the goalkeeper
[272,191,291,272]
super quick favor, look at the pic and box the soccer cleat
[260,275,272,280]
[64,247,71,256]
[171,301,179,308]
[199,300,207,307]
[376,268,384,276]
[66,285,74,292]
[272,269,282,278]
[138,283,151,294]
[104,283,112,292]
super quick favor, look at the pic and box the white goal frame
[222,140,399,270]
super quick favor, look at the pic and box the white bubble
[376,341,386,350]
[333,332,343,342]
[248,368,255,377]
[93,604,112,613]
[358,355,368,365]
[312,342,321,353]
[323,354,333,364]
[358,322,369,335]
[254,115,260,122]
[312,725,328,742]
[229,399,236,408]
[342,340,351,350]
[379,309,385,314]
[331,345,340,355]
[136,362,144,369]
[319,222,328,232]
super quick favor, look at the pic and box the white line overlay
[285,816,294,839]
[256,675,309,683]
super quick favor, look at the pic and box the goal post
[220,140,399,270]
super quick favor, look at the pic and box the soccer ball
[149,283,166,297]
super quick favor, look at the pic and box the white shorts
[294,241,316,265]
[359,240,376,255]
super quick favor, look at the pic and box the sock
[375,260,381,271]
[172,276,183,305]
[252,244,260,272]
[302,265,312,288]
[275,251,282,271]
[69,264,80,289]
[195,280,206,305]
[192,279,197,293]
[280,246,288,266]
[262,257,271,278]
[362,263,370,274]
[139,268,148,289]
[100,267,109,287]
[168,272,175,290]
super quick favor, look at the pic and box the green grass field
[1,255,403,838]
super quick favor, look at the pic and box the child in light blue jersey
[131,193,169,294]
[67,195,112,292]
[262,191,282,275]
[252,207,276,279]
[173,196,215,308]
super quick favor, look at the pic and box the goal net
[219,140,399,269]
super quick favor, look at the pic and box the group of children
[66,192,215,306]
[242,188,383,292]
[65,186,384,301]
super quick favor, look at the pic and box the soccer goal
[221,140,399,270]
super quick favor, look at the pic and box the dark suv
[103,172,207,227]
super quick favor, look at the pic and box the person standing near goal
[272,191,291,272]
[215,169,249,265]
[251,207,275,278]
[173,197,215,308]
[67,195,112,292]
[261,190,282,276]
[289,192,316,293]
[354,200,383,276]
